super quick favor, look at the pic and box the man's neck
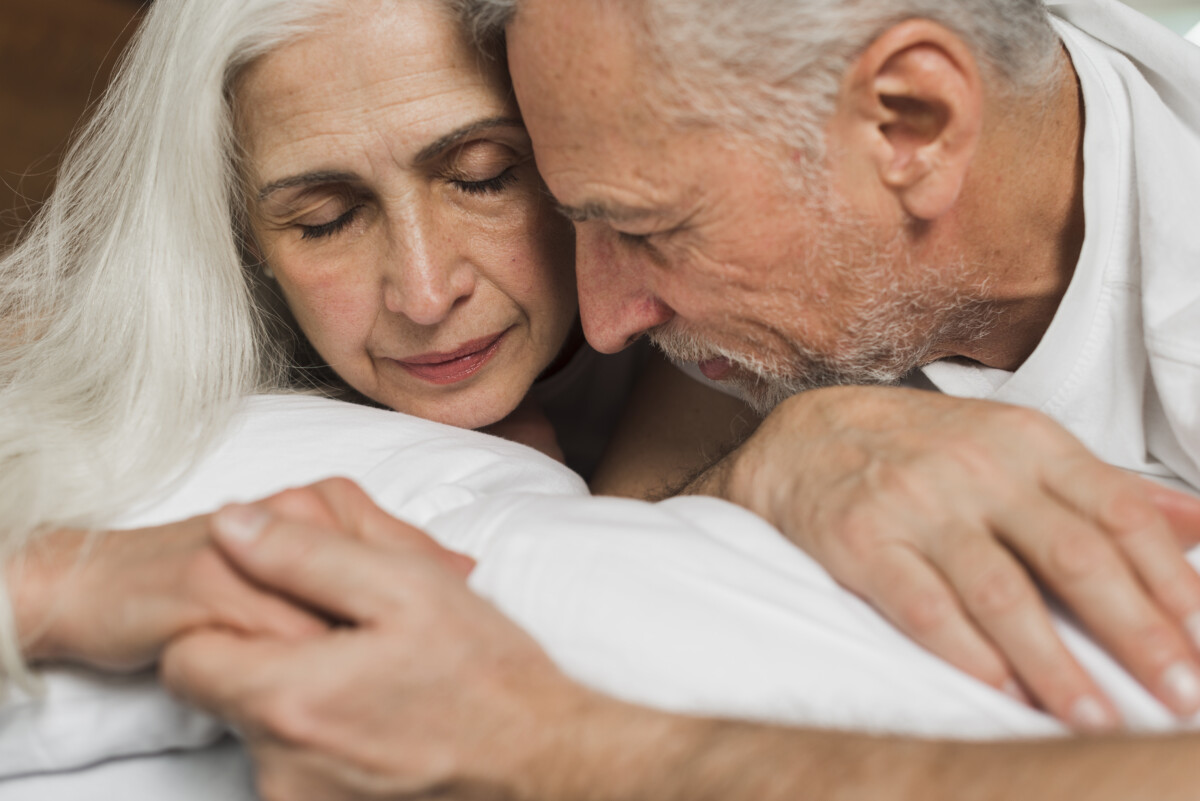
[939,47,1086,372]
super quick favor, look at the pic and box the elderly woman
[0,0,752,683]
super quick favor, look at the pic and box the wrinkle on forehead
[235,0,513,183]
[508,0,666,155]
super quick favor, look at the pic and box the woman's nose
[382,219,475,326]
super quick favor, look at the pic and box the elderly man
[163,1,1200,798]
[484,0,1200,724]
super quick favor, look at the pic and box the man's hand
[688,385,1200,730]
[159,479,1200,801]
[159,494,589,801]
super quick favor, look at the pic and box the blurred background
[0,0,1197,246]
[1,0,147,244]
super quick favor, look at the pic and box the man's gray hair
[456,0,1060,153]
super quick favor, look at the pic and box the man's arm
[162,497,1200,801]
[589,350,758,499]
[681,384,1200,729]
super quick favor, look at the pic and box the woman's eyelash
[299,206,361,240]
[452,166,518,196]
[294,166,517,239]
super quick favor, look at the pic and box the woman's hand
[9,477,467,672]
[688,385,1200,730]
[9,516,325,671]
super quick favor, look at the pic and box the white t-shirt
[920,1,1200,493]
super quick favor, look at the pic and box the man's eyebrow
[257,170,359,202]
[554,200,655,224]
[413,116,526,165]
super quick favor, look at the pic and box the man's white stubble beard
[649,199,996,415]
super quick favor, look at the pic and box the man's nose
[574,224,674,353]
[383,215,474,327]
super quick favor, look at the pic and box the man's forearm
[530,696,1199,801]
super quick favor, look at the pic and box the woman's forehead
[234,0,514,180]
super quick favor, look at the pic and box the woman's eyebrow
[413,116,525,165]
[257,170,358,202]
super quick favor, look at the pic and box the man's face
[508,0,983,410]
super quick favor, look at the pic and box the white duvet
[1,395,1196,800]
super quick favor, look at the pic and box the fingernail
[1161,661,1200,714]
[1184,611,1200,652]
[1069,695,1117,732]
[214,504,270,544]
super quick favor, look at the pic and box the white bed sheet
[2,395,1195,800]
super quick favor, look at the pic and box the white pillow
[3,393,1196,796]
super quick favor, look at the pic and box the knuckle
[1098,489,1160,538]
[318,475,363,500]
[271,486,311,506]
[943,439,1003,486]
[1155,572,1200,616]
[963,566,1031,617]
[265,486,324,520]
[256,689,318,747]
[255,765,298,801]
[1129,622,1186,673]
[1047,529,1113,582]
[863,459,931,506]
[998,404,1057,439]
[835,510,886,563]
[894,589,957,637]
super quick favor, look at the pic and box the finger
[1045,457,1200,602]
[996,496,1200,719]
[211,505,462,623]
[930,526,1120,729]
[1144,483,1200,549]
[316,481,476,575]
[1097,491,1200,652]
[208,574,329,641]
[251,742,370,801]
[260,480,475,578]
[1040,460,1200,682]
[841,543,1021,699]
[161,629,283,726]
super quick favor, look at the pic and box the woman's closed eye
[299,205,362,240]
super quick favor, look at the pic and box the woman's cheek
[274,253,379,353]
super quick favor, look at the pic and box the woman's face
[235,0,577,429]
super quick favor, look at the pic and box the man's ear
[828,19,983,221]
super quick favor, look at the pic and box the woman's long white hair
[0,0,334,685]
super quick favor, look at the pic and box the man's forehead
[507,0,677,194]
[507,0,642,115]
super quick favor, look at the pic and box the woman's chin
[373,387,530,432]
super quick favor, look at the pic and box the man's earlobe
[836,20,983,221]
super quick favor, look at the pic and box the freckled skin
[236,0,577,430]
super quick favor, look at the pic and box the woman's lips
[394,330,509,385]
